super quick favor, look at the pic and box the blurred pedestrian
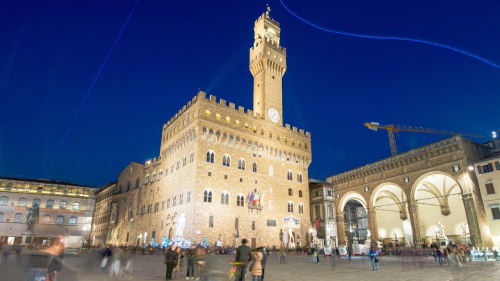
[261,247,267,280]
[236,239,252,281]
[436,248,443,266]
[16,244,23,264]
[101,245,113,275]
[368,247,379,271]
[1,243,12,264]
[46,239,65,281]
[196,245,206,280]
[173,247,183,279]
[251,248,263,281]
[165,245,179,280]
[186,245,196,279]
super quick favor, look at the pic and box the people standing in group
[235,239,253,281]
[186,245,197,279]
[260,248,267,281]
[311,248,317,263]
[165,244,179,280]
[436,248,443,266]
[368,247,379,271]
[1,243,12,264]
[250,247,263,281]
[196,245,206,280]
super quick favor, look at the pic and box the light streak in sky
[279,0,500,70]
[44,0,141,178]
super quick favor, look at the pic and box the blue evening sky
[1,0,499,186]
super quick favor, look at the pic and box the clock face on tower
[267,108,280,123]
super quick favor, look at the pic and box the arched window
[179,194,183,205]
[299,204,304,214]
[183,156,187,167]
[206,151,214,163]
[237,195,245,207]
[238,159,246,170]
[288,188,293,196]
[56,216,64,225]
[148,204,152,213]
[135,178,140,189]
[299,191,303,198]
[203,190,212,203]
[33,198,41,206]
[141,205,145,214]
[46,200,54,209]
[126,181,131,191]
[152,172,156,181]
[145,174,150,184]
[43,215,50,224]
[0,213,4,222]
[14,213,23,222]
[155,203,159,212]
[287,202,294,213]
[252,163,257,173]
[162,201,165,210]
[297,173,303,183]
[173,196,177,206]
[18,198,27,206]
[220,192,229,205]
[167,199,170,208]
[69,217,77,225]
[223,155,231,167]
[159,170,163,179]
[59,201,67,210]
[190,152,194,163]
[72,202,80,210]
[0,197,8,205]
[287,171,293,181]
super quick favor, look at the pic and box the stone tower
[250,7,286,125]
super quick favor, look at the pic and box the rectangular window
[492,207,500,220]
[496,161,500,171]
[477,166,483,174]
[187,192,191,203]
[326,188,333,196]
[252,221,255,230]
[209,216,214,228]
[267,219,276,227]
[482,163,494,174]
[486,183,495,195]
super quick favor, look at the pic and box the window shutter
[488,163,494,172]
[477,166,483,174]
[496,161,500,171]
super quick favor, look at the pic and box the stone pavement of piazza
[1,252,499,281]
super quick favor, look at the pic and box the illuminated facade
[327,136,494,248]
[472,154,500,248]
[0,177,97,247]
[93,10,312,248]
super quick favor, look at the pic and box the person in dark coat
[260,247,267,280]
[165,245,179,280]
[186,245,197,279]
[235,239,252,281]
[335,247,340,258]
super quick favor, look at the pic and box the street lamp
[468,166,474,171]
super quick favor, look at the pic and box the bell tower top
[250,7,286,125]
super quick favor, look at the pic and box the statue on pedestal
[279,229,284,246]
[436,222,447,239]
[162,236,169,248]
[25,203,39,233]
[175,213,186,239]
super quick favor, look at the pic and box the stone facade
[309,180,336,246]
[0,177,96,247]
[472,154,500,248]
[91,10,312,249]
[327,136,494,248]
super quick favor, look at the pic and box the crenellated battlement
[163,95,198,131]
[255,12,280,28]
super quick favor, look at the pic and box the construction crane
[364,122,485,156]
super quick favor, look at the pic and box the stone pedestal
[21,232,35,245]
[433,237,448,248]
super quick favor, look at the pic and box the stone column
[462,193,483,247]
[367,208,378,247]
[407,201,423,247]
[336,213,346,246]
